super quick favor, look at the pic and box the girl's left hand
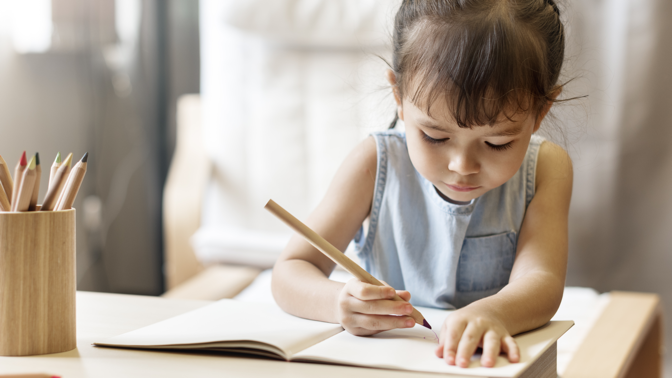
[434,306,519,368]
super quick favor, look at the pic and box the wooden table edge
[562,291,663,378]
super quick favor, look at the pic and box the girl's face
[387,67,551,204]
[401,98,541,203]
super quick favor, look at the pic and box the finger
[396,290,411,302]
[348,297,413,316]
[480,331,501,368]
[346,326,379,337]
[379,281,411,301]
[436,320,467,365]
[346,279,396,300]
[501,336,520,363]
[455,323,483,368]
[352,313,415,331]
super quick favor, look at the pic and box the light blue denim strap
[359,133,388,261]
[525,136,544,208]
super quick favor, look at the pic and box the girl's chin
[434,186,478,204]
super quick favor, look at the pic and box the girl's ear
[386,69,404,121]
[533,86,563,132]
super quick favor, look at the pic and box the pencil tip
[422,319,432,330]
[20,151,26,166]
[28,155,36,170]
[55,152,61,164]
[35,152,40,165]
[63,152,73,167]
[81,152,88,163]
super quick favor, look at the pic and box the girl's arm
[436,141,573,368]
[272,136,415,333]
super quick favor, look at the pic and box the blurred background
[0,0,199,294]
[0,0,670,375]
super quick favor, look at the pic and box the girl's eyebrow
[419,120,523,137]
[485,126,524,137]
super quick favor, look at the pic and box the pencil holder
[0,209,76,356]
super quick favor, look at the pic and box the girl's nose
[448,151,480,175]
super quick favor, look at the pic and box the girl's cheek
[411,146,441,177]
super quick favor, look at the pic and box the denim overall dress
[354,131,544,309]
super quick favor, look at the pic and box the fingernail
[458,357,468,367]
[404,304,413,314]
[445,351,455,364]
[405,319,414,327]
[387,288,395,297]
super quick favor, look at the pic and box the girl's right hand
[336,278,416,336]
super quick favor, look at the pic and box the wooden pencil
[0,154,14,203]
[14,155,36,212]
[52,153,74,211]
[48,152,61,190]
[55,152,88,211]
[29,153,41,211]
[10,151,27,211]
[40,153,72,211]
[0,181,9,211]
[264,199,432,329]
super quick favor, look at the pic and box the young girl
[272,0,572,368]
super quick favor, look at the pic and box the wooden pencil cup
[0,209,76,356]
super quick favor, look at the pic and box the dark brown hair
[389,0,566,128]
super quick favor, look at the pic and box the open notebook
[94,299,572,377]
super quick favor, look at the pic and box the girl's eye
[486,141,514,151]
[421,132,448,144]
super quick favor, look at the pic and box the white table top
[0,291,455,378]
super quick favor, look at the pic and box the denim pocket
[455,231,516,293]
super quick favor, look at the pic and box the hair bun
[546,0,560,16]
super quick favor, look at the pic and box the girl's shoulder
[343,136,378,183]
[535,139,573,192]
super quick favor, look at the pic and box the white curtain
[557,0,672,369]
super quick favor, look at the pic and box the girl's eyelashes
[486,141,514,151]
[420,130,514,151]
[421,132,448,144]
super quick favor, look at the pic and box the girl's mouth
[445,183,480,192]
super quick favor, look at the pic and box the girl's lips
[446,183,480,192]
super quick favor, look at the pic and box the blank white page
[294,306,573,377]
[95,299,343,360]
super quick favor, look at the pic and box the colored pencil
[10,151,27,211]
[0,374,61,378]
[0,154,14,203]
[13,155,36,212]
[52,153,74,211]
[264,199,432,330]
[55,153,88,211]
[40,153,72,211]
[29,153,41,211]
[48,152,61,191]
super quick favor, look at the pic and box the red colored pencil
[14,155,36,212]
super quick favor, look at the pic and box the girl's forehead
[403,96,533,131]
